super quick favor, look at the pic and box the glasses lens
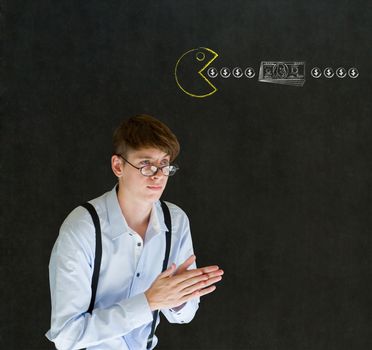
[141,165,158,176]
[166,165,178,176]
[161,166,170,176]
[140,165,178,176]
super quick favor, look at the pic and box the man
[46,114,223,350]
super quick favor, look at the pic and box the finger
[175,265,220,281]
[176,255,196,274]
[175,274,209,292]
[180,275,222,296]
[178,285,217,304]
[203,269,224,279]
[171,266,222,285]
[159,263,176,278]
[197,285,217,297]
[171,268,204,284]
[179,279,209,296]
[199,265,220,274]
[201,275,223,288]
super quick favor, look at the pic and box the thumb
[159,263,176,278]
[176,255,196,274]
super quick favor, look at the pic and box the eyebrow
[135,155,170,161]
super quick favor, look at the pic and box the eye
[140,160,150,166]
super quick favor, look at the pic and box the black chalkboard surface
[2,1,371,349]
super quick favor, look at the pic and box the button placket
[133,235,144,281]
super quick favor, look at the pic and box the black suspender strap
[81,202,103,314]
[146,200,172,349]
[80,202,102,350]
[160,201,172,272]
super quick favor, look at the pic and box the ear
[111,155,124,177]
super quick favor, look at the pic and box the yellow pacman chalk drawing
[175,47,219,98]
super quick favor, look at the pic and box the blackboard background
[1,1,372,349]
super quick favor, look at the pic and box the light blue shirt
[46,184,199,350]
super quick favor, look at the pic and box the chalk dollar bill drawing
[258,61,306,86]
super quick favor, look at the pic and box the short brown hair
[113,114,180,162]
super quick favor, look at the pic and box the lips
[147,185,163,191]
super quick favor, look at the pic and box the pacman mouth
[174,47,219,98]
[196,48,219,97]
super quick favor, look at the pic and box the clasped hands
[145,255,223,311]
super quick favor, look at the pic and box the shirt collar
[106,183,168,240]
[145,201,169,243]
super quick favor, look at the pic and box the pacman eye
[196,51,205,61]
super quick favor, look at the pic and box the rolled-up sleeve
[161,298,199,324]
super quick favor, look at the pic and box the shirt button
[137,242,142,247]
[136,273,140,277]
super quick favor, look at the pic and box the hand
[145,255,224,311]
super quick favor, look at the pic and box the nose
[151,167,164,179]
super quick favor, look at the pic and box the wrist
[145,291,157,311]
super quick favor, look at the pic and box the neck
[116,184,152,236]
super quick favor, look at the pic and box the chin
[144,192,163,204]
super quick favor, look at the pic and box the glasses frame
[115,154,179,177]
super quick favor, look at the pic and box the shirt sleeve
[160,209,200,324]
[45,218,153,350]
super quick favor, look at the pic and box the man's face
[119,147,171,204]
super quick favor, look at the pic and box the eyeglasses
[115,154,179,177]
